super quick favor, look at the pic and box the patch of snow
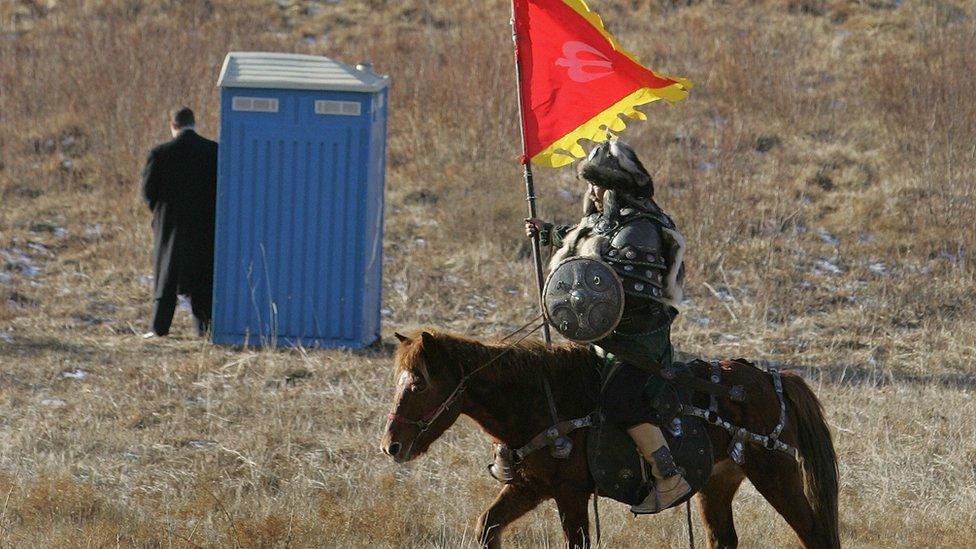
[137,274,153,286]
[27,242,50,254]
[31,223,67,238]
[61,369,89,380]
[868,262,888,275]
[380,307,393,317]
[688,315,711,327]
[465,304,487,320]
[698,161,716,172]
[719,333,740,342]
[413,238,427,248]
[2,248,40,277]
[41,398,67,407]
[177,295,191,312]
[816,228,840,246]
[187,440,218,450]
[84,224,102,238]
[0,332,12,344]
[813,258,843,275]
[711,287,735,302]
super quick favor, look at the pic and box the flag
[513,0,691,167]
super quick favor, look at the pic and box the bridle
[386,317,545,457]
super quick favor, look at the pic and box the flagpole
[511,3,553,346]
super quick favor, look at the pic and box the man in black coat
[140,107,218,338]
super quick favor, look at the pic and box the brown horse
[381,330,839,548]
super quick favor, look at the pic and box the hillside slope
[1,0,974,546]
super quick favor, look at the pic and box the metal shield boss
[543,257,624,343]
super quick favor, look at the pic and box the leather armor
[545,193,684,340]
[598,204,678,334]
[606,216,668,301]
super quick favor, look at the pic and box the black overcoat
[140,130,218,299]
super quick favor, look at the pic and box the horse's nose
[386,441,402,458]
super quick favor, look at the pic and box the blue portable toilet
[212,52,389,348]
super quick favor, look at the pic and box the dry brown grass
[1,0,974,546]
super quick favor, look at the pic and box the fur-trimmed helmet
[577,140,654,199]
[577,140,654,216]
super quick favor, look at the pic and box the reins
[387,319,546,456]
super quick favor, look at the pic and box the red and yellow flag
[514,0,691,167]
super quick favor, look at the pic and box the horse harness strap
[661,362,746,403]
[489,412,597,484]
[709,360,721,417]
[681,365,797,460]
[769,366,787,442]
[505,313,575,459]
[512,413,598,462]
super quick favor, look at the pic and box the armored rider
[525,140,691,514]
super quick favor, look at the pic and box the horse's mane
[394,329,600,388]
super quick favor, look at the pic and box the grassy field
[1,0,974,546]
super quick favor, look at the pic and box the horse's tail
[782,373,840,549]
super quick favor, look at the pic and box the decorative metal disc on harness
[543,257,625,343]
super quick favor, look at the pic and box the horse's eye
[410,381,428,393]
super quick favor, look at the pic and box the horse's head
[380,331,466,463]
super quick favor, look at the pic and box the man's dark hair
[171,107,195,128]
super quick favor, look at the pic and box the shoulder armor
[609,217,662,254]
[603,217,668,299]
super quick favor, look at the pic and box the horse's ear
[420,331,435,348]
[394,332,410,343]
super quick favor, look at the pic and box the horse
[380,330,839,548]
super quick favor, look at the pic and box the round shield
[543,257,625,343]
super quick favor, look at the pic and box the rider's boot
[626,422,692,514]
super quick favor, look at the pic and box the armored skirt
[596,323,673,428]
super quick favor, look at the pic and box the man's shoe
[630,475,692,514]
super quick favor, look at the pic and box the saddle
[587,372,713,507]
[488,358,796,513]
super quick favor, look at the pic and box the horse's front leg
[477,484,545,548]
[554,490,591,549]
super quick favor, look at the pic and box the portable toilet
[212,52,389,348]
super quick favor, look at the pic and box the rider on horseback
[525,140,692,514]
